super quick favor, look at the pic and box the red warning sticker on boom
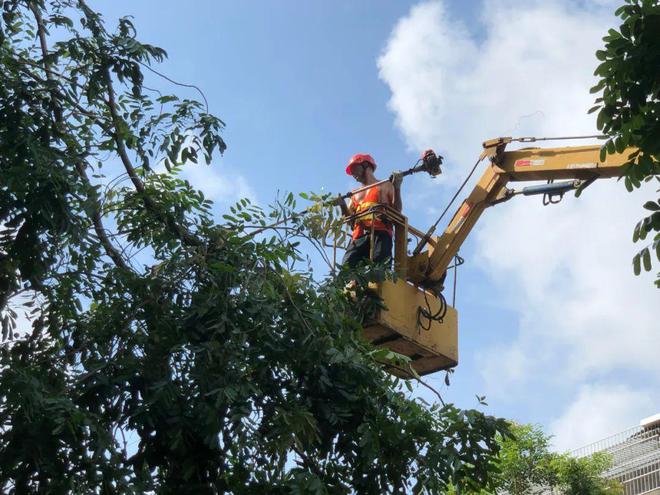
[515,159,545,167]
[452,202,473,233]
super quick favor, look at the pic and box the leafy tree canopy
[448,423,623,495]
[493,424,622,495]
[0,1,509,493]
[591,0,660,286]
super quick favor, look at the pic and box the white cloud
[378,0,615,182]
[550,384,657,452]
[181,161,257,206]
[150,131,257,208]
[378,0,659,422]
[475,180,660,391]
[153,156,257,209]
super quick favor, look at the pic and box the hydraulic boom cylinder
[520,180,581,196]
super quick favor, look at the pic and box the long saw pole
[243,151,442,238]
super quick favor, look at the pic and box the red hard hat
[345,153,377,175]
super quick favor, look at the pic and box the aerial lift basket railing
[333,204,460,378]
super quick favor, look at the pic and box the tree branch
[74,162,132,270]
[29,1,132,272]
[18,12,207,250]
[103,66,203,248]
[385,362,446,406]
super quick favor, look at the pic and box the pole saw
[243,150,443,238]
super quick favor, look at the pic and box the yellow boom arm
[406,137,636,290]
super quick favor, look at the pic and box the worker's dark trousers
[342,231,393,268]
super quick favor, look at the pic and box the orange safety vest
[351,184,393,240]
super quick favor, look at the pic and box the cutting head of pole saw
[420,149,443,177]
[392,149,444,182]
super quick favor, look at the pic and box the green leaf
[633,252,642,275]
[640,217,651,240]
[633,220,642,242]
[607,139,616,154]
[653,212,660,231]
[642,247,652,272]
[157,95,178,104]
[624,176,633,192]
[614,5,626,16]
[614,137,625,153]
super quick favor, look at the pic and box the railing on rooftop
[572,426,644,459]
[571,425,660,495]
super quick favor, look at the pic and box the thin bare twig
[385,362,446,407]
[137,61,209,113]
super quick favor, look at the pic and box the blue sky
[94,0,659,451]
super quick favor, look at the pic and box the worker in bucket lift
[338,153,403,268]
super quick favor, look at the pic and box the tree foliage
[492,424,558,494]
[468,423,623,495]
[590,0,660,286]
[0,1,509,493]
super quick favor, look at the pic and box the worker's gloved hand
[390,171,404,188]
[334,194,350,216]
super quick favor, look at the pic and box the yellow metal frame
[365,280,458,377]
[409,139,637,288]
[341,204,459,377]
